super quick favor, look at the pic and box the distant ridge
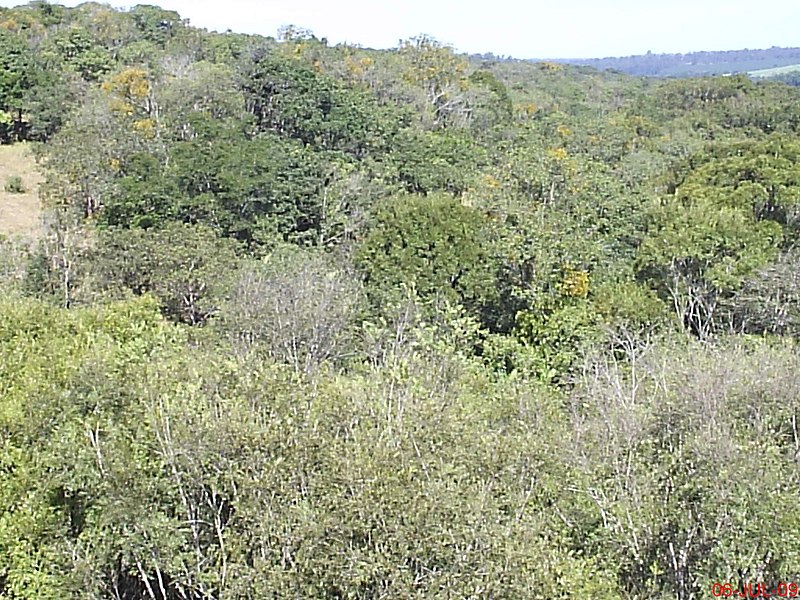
[548,46,800,78]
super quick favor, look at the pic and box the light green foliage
[0,295,622,598]
[570,336,800,598]
[657,75,754,112]
[157,60,246,140]
[675,135,800,236]
[0,295,172,598]
[514,279,602,382]
[23,211,93,309]
[39,87,160,219]
[591,281,670,330]
[0,237,29,294]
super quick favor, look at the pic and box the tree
[465,69,514,133]
[39,26,113,81]
[156,60,246,141]
[100,151,180,229]
[25,209,93,308]
[636,199,780,338]
[22,59,82,141]
[384,127,486,195]
[356,193,498,317]
[0,29,33,142]
[674,136,800,240]
[168,122,328,243]
[570,336,800,598]
[39,87,159,219]
[100,67,157,121]
[244,51,404,159]
[398,35,471,128]
[219,248,363,373]
[128,4,184,46]
[93,222,241,325]
[635,138,800,337]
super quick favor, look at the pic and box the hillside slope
[0,143,42,240]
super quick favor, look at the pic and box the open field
[749,63,800,77]
[0,143,43,241]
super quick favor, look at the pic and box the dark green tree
[356,193,498,316]
[0,29,33,141]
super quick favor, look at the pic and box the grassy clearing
[0,143,43,241]
[749,63,800,78]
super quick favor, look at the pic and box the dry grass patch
[0,143,43,241]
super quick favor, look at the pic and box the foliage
[0,294,621,598]
[356,193,498,316]
[385,127,486,195]
[0,29,32,142]
[3,175,24,194]
[41,26,113,81]
[218,247,363,372]
[398,35,471,127]
[569,336,800,598]
[3,4,800,598]
[92,222,242,325]
[244,51,405,158]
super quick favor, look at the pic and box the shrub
[4,175,25,194]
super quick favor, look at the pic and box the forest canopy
[2,2,800,599]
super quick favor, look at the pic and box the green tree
[637,198,780,338]
[39,26,113,81]
[128,4,183,46]
[168,120,328,243]
[244,51,404,159]
[384,127,486,195]
[356,193,498,317]
[0,29,33,142]
[93,222,241,325]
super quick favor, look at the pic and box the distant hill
[550,46,800,78]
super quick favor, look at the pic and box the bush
[4,175,25,194]
[219,248,363,372]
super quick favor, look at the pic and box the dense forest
[555,45,800,78]
[3,2,800,599]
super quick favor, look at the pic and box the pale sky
[2,0,799,58]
